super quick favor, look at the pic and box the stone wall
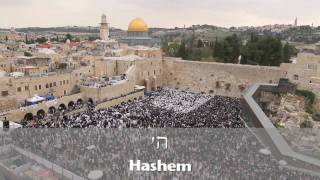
[94,59,117,77]
[0,56,11,72]
[162,58,286,97]
[95,90,144,110]
[95,58,163,91]
[80,80,135,103]
[133,59,163,90]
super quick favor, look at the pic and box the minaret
[100,14,109,40]
[294,17,298,27]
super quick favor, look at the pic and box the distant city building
[10,27,15,33]
[315,42,320,55]
[100,14,109,41]
[294,17,298,26]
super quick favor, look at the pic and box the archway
[58,104,66,111]
[24,113,34,121]
[48,106,56,114]
[77,99,83,105]
[88,98,94,105]
[68,101,75,110]
[37,109,46,119]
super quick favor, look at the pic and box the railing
[242,83,320,169]
[11,145,85,180]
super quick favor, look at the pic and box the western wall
[160,57,286,97]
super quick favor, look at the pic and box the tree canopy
[24,51,33,57]
[162,33,297,66]
[36,37,48,44]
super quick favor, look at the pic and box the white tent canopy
[86,145,96,150]
[279,160,287,166]
[88,170,103,180]
[26,95,45,103]
[259,148,271,155]
[9,72,24,78]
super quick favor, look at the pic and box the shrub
[274,122,285,128]
[300,120,313,128]
[297,90,316,104]
[24,51,32,57]
[306,105,315,114]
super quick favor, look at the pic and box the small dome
[128,18,148,32]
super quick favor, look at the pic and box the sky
[0,0,319,29]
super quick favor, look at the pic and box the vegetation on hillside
[280,26,320,44]
[296,90,316,115]
[163,33,298,66]
[240,35,298,66]
[35,37,48,44]
[300,119,314,128]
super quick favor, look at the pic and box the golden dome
[128,18,148,32]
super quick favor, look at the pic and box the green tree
[65,34,73,41]
[36,37,47,43]
[161,42,169,54]
[213,34,241,63]
[197,39,204,48]
[187,47,213,61]
[297,90,316,104]
[24,51,33,57]
[213,40,225,61]
[241,36,285,66]
[190,29,196,48]
[250,32,259,42]
[178,42,187,59]
[25,34,29,44]
[282,42,298,63]
[282,42,291,63]
[225,34,241,63]
[88,36,99,41]
[168,43,180,57]
[300,120,313,128]
[30,39,35,44]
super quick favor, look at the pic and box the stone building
[100,14,109,41]
[315,42,320,55]
[119,18,160,47]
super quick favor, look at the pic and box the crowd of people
[8,128,319,179]
[23,88,244,128]
[3,88,319,179]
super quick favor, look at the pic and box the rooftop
[103,55,142,61]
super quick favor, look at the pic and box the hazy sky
[0,0,319,29]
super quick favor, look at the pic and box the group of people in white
[23,88,244,128]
